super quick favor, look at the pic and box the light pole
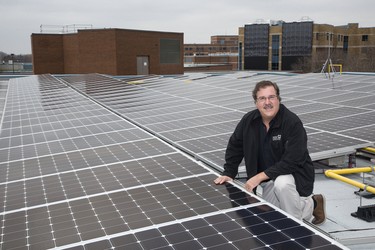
[10,53,15,74]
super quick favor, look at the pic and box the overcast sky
[2,0,375,54]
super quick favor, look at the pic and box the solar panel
[177,133,231,154]
[297,106,370,124]
[305,131,370,156]
[0,73,351,249]
[340,124,375,142]
[307,111,375,132]
[83,204,345,250]
[287,102,337,115]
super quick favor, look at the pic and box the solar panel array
[62,73,375,173]
[0,80,7,119]
[0,73,349,249]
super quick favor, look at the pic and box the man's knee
[274,175,296,194]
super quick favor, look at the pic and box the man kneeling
[214,80,326,225]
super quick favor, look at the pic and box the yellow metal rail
[325,166,375,194]
[362,147,375,154]
[328,64,342,75]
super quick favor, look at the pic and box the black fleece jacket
[222,104,314,197]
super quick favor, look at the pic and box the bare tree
[359,48,375,72]
[0,51,7,63]
[1,53,32,63]
[291,47,375,73]
[291,56,313,73]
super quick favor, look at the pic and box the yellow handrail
[328,64,342,75]
[325,166,375,194]
[362,147,375,154]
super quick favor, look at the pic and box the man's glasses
[256,95,278,103]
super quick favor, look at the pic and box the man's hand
[244,172,269,192]
[244,177,259,192]
[214,175,233,185]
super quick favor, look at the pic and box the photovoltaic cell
[159,121,238,142]
[336,95,375,107]
[0,138,177,182]
[134,106,227,125]
[281,99,311,108]
[1,153,208,211]
[127,102,209,120]
[306,132,371,159]
[340,124,375,142]
[298,106,370,124]
[288,102,338,115]
[293,89,347,100]
[177,133,231,154]
[314,91,372,104]
[307,111,375,132]
[144,110,243,133]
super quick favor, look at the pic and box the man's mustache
[263,104,273,109]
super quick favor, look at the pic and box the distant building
[238,21,375,71]
[184,35,239,71]
[31,28,184,75]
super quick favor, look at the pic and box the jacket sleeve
[264,120,309,179]
[222,118,245,179]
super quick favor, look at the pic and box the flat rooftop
[0,71,374,249]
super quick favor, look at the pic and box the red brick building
[184,35,239,70]
[31,28,184,75]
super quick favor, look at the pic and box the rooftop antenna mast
[321,32,336,87]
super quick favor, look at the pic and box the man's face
[255,86,280,121]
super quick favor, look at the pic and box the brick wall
[31,29,183,75]
[31,34,64,74]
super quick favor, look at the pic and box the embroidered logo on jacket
[272,135,282,141]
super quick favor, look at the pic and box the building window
[343,36,349,52]
[272,35,280,70]
[326,33,333,41]
[282,22,313,56]
[316,33,319,40]
[244,24,269,57]
[362,35,368,41]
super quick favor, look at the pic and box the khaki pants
[260,174,314,222]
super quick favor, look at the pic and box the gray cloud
[1,0,374,54]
